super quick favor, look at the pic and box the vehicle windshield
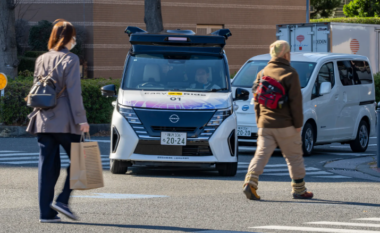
[122,54,229,92]
[231,60,316,88]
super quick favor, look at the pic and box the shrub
[24,51,45,58]
[0,76,121,126]
[28,20,53,51]
[18,56,36,73]
[310,17,380,24]
[374,72,380,103]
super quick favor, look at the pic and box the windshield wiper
[210,88,228,92]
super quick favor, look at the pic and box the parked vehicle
[276,22,380,73]
[101,26,249,176]
[231,52,376,156]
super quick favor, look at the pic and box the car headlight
[117,104,141,124]
[207,109,232,126]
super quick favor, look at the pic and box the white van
[101,27,249,175]
[231,52,376,156]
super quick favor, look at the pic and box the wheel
[350,120,369,152]
[110,159,129,174]
[216,162,237,176]
[302,122,315,156]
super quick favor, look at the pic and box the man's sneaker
[50,202,78,220]
[39,216,61,223]
[293,191,314,199]
[243,184,261,200]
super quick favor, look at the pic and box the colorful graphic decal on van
[124,99,227,110]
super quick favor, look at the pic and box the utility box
[276,22,380,73]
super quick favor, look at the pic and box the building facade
[17,0,307,78]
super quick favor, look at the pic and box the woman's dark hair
[48,19,76,51]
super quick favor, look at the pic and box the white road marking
[307,221,380,228]
[263,167,319,173]
[263,171,332,176]
[0,153,63,157]
[328,153,374,157]
[72,193,168,199]
[0,151,21,153]
[313,175,351,178]
[250,225,380,233]
[356,218,380,221]
[1,158,110,164]
[89,140,110,143]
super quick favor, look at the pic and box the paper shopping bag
[70,135,104,190]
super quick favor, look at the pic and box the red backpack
[253,71,287,109]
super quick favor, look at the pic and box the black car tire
[302,122,315,157]
[110,159,129,174]
[217,162,238,176]
[350,120,369,152]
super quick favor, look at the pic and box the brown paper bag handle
[81,132,91,142]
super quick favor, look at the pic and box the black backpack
[25,52,70,109]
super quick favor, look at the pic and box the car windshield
[122,54,228,92]
[231,60,316,88]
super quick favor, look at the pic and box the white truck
[276,22,380,73]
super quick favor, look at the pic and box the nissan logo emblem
[169,114,180,123]
[242,105,249,111]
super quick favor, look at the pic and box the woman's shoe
[243,184,261,200]
[50,202,78,220]
[293,191,314,199]
[39,216,61,223]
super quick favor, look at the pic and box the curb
[0,124,110,138]
[324,156,380,180]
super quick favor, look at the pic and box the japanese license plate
[237,127,252,137]
[161,132,187,145]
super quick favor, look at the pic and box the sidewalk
[324,156,380,181]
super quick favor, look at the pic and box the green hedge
[375,73,380,103]
[24,51,45,58]
[310,17,380,24]
[18,56,36,73]
[0,77,121,126]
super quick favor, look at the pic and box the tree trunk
[0,0,18,78]
[144,0,164,33]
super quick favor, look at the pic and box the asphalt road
[0,137,379,233]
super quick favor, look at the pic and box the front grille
[238,133,258,140]
[151,126,197,132]
[134,143,213,156]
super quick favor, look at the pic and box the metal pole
[306,0,310,23]
[377,102,380,168]
[0,90,4,125]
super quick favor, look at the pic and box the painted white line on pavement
[1,158,110,164]
[0,156,109,161]
[263,171,332,176]
[89,140,110,143]
[0,151,22,153]
[313,175,351,178]
[264,167,319,173]
[250,225,380,233]
[0,153,65,157]
[356,218,380,221]
[72,193,168,199]
[329,153,375,157]
[307,221,380,228]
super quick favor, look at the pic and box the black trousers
[37,133,81,219]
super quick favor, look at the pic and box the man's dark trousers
[37,133,81,219]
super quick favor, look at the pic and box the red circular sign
[350,39,359,54]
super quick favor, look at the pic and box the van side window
[312,62,334,99]
[337,60,372,85]
[352,60,373,84]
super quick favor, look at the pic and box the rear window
[337,60,372,86]
[231,60,316,88]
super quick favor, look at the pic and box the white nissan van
[232,52,376,156]
[101,27,249,175]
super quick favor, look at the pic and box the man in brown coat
[243,40,314,200]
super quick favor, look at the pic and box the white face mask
[70,37,77,50]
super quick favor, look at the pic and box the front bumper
[109,109,238,164]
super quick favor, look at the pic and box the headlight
[117,104,141,124]
[207,109,232,126]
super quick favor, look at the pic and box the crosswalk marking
[0,151,21,153]
[263,167,319,172]
[307,221,380,228]
[263,171,332,176]
[356,218,380,221]
[313,175,350,178]
[250,225,380,233]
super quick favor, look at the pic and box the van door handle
[334,94,339,99]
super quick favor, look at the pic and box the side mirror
[319,82,332,96]
[112,101,117,107]
[101,84,117,98]
[234,88,249,101]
